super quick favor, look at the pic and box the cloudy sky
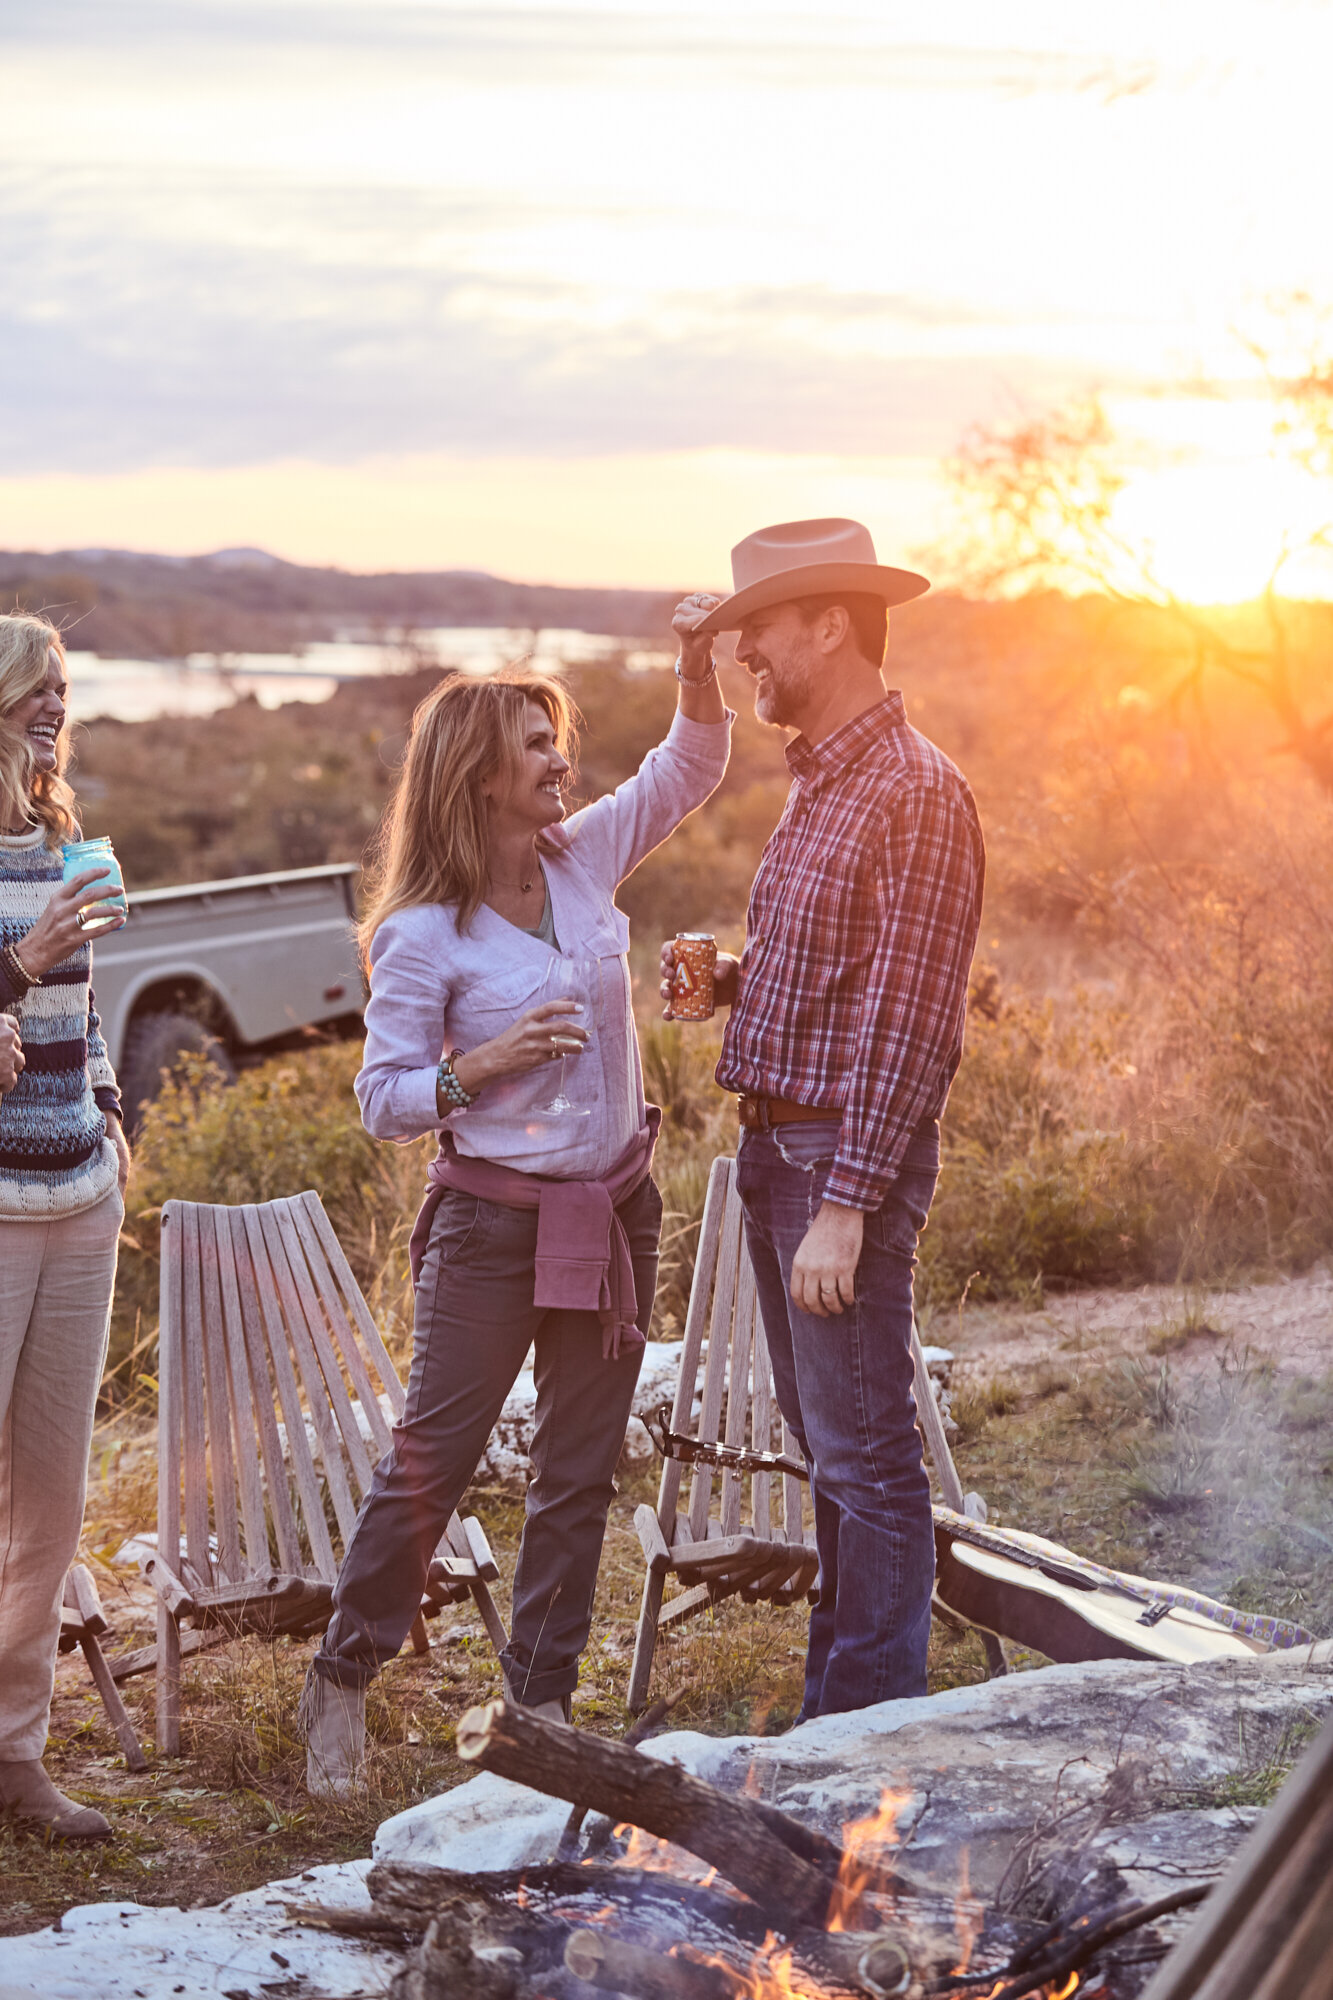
[2,0,1331,590]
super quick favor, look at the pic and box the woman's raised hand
[453,1000,589,1094]
[19,868,125,978]
[671,593,720,680]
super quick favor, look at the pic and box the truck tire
[119,1010,236,1130]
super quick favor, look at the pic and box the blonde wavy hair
[0,614,77,848]
[359,667,578,956]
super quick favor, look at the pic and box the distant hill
[0,546,682,658]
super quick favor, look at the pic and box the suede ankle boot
[0,1760,111,1840]
[299,1667,366,1798]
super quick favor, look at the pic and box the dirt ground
[932,1262,1333,1381]
[4,1266,1329,1937]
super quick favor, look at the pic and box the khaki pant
[0,1186,123,1759]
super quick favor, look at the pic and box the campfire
[294,1702,1205,2000]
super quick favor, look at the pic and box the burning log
[561,1927,911,2000]
[455,1698,859,1931]
[367,1858,777,1943]
[564,1928,740,2000]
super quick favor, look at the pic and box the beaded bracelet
[1,940,41,994]
[436,1049,476,1111]
[674,655,718,689]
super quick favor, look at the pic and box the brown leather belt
[737,1094,842,1132]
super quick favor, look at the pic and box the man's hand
[671,594,720,680]
[0,1015,23,1093]
[107,1115,132,1195]
[790,1201,865,1318]
[658,941,740,1019]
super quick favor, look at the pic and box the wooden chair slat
[195,1206,243,1583]
[655,1155,730,1541]
[288,1193,395,1459]
[211,1201,270,1570]
[227,1209,311,1576]
[688,1173,744,1542]
[239,1204,339,1577]
[719,1249,757,1538]
[155,1205,185,1751]
[179,1203,214,1585]
[782,1419,806,1548]
[262,1200,374,1514]
[300,1191,406,1421]
[750,1305,773,1539]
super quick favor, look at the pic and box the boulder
[8,1652,1326,1994]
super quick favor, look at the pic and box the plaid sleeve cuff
[821,1159,890,1210]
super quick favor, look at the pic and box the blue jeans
[735,1119,939,1719]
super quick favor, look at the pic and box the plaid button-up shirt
[716,693,985,1210]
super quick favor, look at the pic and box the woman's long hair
[0,615,77,848]
[359,666,578,959]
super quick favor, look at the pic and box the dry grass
[4,1430,993,1937]
[18,1340,1327,1934]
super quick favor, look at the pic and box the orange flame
[693,1928,804,2000]
[1051,1977,1080,1999]
[952,1845,984,1976]
[827,1787,910,1931]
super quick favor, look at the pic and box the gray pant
[0,1185,123,1759]
[316,1175,660,1704]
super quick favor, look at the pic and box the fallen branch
[557,1686,692,1861]
[455,1698,853,1931]
[929,1882,1212,2000]
[284,1901,415,1947]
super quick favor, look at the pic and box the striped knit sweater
[0,827,122,1219]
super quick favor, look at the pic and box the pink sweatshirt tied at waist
[408,1106,662,1359]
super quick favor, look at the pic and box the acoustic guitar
[931,1507,1315,1666]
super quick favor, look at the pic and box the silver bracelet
[674,655,718,689]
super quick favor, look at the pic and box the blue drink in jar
[61,836,128,928]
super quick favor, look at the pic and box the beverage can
[671,932,717,1020]
[61,837,128,925]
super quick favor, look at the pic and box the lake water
[66,627,672,725]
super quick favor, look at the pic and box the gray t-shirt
[523,866,559,950]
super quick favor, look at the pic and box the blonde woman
[0,615,130,1840]
[301,601,729,1794]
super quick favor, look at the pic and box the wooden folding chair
[628,1154,1005,1710]
[628,1156,819,1711]
[139,1189,507,1755]
[60,1564,148,1771]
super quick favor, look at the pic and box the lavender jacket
[355,708,733,1180]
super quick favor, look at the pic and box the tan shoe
[0,1761,111,1841]
[298,1668,366,1798]
[524,1695,573,1725]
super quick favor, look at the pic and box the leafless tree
[939,308,1333,791]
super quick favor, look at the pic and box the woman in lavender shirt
[302,600,729,1793]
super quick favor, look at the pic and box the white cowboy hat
[692,517,929,634]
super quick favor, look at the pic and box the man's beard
[752,651,812,728]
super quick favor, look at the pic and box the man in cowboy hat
[662,518,985,1719]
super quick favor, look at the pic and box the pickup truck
[88,863,364,1122]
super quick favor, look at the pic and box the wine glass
[535,955,593,1120]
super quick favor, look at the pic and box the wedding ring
[75,909,88,930]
